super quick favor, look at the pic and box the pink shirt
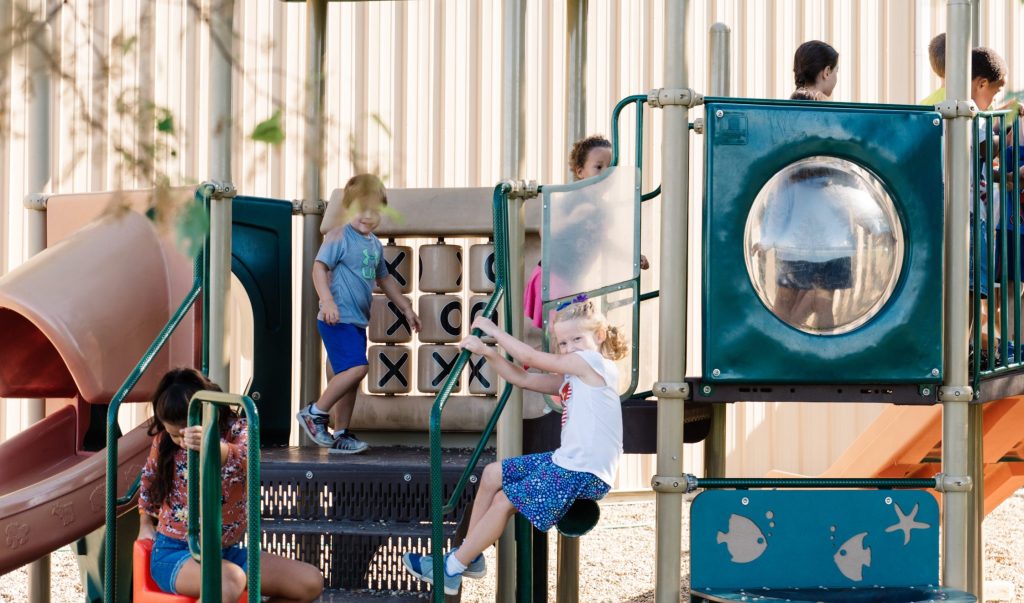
[139,419,249,547]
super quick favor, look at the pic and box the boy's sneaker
[296,404,334,447]
[462,551,486,579]
[329,430,369,454]
[401,552,462,595]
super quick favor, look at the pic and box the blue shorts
[971,220,989,298]
[150,532,247,595]
[317,321,368,374]
[501,452,610,532]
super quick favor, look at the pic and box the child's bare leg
[260,552,325,603]
[466,462,503,534]
[453,491,516,565]
[173,558,246,602]
[314,364,368,415]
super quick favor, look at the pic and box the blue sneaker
[460,550,486,579]
[402,552,462,595]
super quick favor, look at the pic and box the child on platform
[402,299,628,594]
[297,174,422,454]
[137,368,323,602]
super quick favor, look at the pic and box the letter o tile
[419,295,462,343]
[469,243,496,293]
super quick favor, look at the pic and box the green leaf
[156,109,174,134]
[251,110,285,145]
[380,205,405,224]
[175,201,210,259]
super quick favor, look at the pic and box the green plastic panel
[232,196,292,445]
[703,100,943,384]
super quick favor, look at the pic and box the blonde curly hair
[552,300,629,361]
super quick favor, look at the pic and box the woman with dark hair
[791,40,838,100]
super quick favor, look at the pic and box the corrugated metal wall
[3,0,1024,484]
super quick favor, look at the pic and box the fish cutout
[716,514,767,563]
[834,532,871,581]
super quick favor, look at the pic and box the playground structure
[1,1,1023,602]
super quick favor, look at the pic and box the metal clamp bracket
[294,199,326,216]
[933,473,973,493]
[204,180,237,200]
[652,473,699,494]
[652,381,690,399]
[691,118,705,134]
[938,385,974,402]
[507,179,540,200]
[647,88,705,108]
[23,192,50,211]
[935,99,978,119]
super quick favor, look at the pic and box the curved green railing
[428,182,516,602]
[103,184,212,603]
[186,391,261,603]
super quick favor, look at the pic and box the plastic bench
[690,489,976,603]
[133,538,247,603]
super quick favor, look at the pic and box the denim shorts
[150,532,248,595]
[317,321,368,374]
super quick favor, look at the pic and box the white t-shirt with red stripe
[550,350,623,487]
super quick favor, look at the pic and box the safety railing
[186,391,261,603]
[103,184,212,602]
[427,182,516,602]
[426,93,666,601]
[971,109,1024,391]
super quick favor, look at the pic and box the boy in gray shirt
[297,174,421,453]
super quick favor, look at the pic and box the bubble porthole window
[743,156,903,335]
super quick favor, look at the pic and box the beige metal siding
[2,1,1023,486]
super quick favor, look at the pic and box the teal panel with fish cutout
[690,489,940,590]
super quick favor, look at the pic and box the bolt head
[933,118,941,126]
[251,391,261,401]
[305,471,313,479]
[403,473,412,482]
[931,368,940,376]
[715,109,724,118]
[702,385,712,394]
[921,388,931,396]
[469,475,478,484]
[741,497,749,505]
[712,368,721,377]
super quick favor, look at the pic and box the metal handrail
[103,184,212,602]
[971,109,1024,390]
[427,182,515,602]
[186,391,261,603]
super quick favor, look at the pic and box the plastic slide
[769,398,1024,515]
[0,197,195,575]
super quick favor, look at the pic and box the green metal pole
[653,2,691,602]
[499,0,527,599]
[299,0,328,444]
[940,0,974,596]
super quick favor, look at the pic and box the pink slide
[769,398,1024,515]
[0,192,196,575]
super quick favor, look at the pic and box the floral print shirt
[139,418,248,547]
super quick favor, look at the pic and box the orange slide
[770,400,1024,515]
[0,191,196,575]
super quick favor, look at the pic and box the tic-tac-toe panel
[372,243,413,294]
[418,242,462,293]
[418,295,462,344]
[417,344,461,393]
[367,345,412,394]
[368,295,413,343]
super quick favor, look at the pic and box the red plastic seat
[133,538,248,603]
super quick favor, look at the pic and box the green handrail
[971,109,1024,390]
[695,477,937,490]
[187,391,261,603]
[104,184,212,602]
[428,182,514,602]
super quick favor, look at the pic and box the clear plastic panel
[744,156,904,335]
[543,166,638,302]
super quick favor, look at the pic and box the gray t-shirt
[315,223,388,327]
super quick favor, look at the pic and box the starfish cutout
[884,502,930,545]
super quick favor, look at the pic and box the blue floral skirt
[501,452,610,532]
